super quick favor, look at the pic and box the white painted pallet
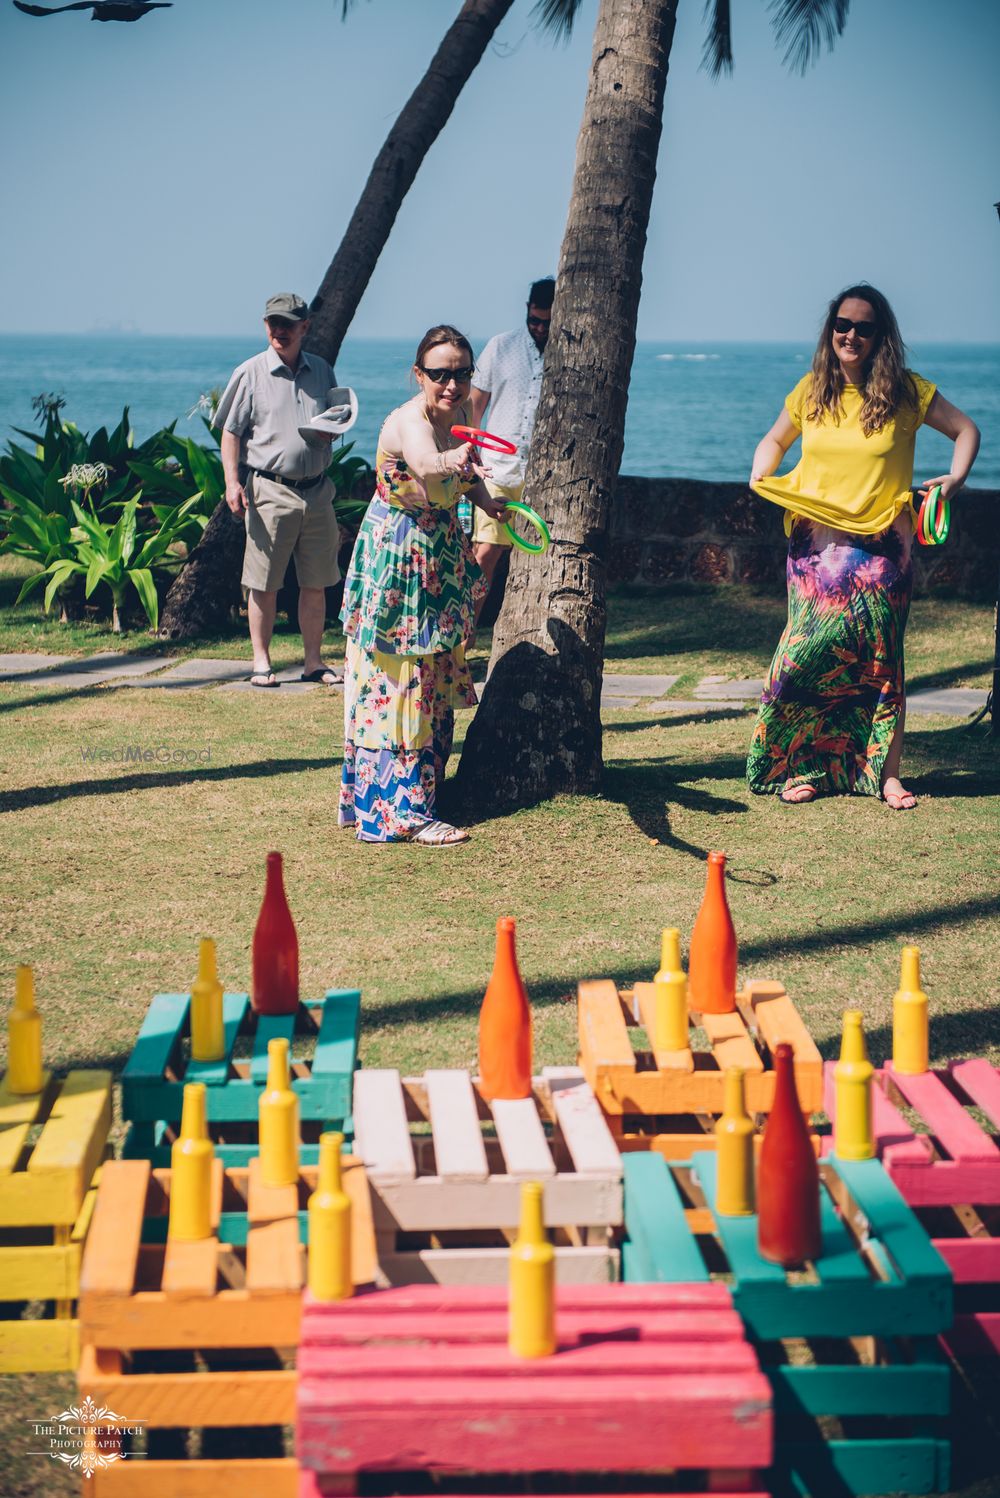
[352,1068,623,1286]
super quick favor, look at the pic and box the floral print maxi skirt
[747,516,913,798]
[338,639,478,841]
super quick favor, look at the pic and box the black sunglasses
[419,365,474,384]
[834,316,877,339]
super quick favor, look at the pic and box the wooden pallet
[121,988,360,1166]
[578,979,823,1147]
[624,1150,953,1496]
[352,1067,622,1285]
[824,1057,1000,1359]
[0,1068,111,1372]
[76,1154,376,1496]
[297,1282,772,1495]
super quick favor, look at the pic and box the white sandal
[410,819,470,846]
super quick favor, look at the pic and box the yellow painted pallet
[76,1155,375,1496]
[0,1068,111,1373]
[578,978,823,1152]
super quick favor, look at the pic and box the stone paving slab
[693,677,765,700]
[0,653,72,676]
[117,656,252,688]
[0,652,176,686]
[602,673,679,698]
[905,688,988,717]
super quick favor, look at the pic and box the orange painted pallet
[0,1068,111,1372]
[578,978,822,1148]
[297,1283,772,1494]
[353,1068,622,1284]
[76,1156,375,1497]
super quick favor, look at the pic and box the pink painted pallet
[297,1283,772,1497]
[824,1058,1000,1357]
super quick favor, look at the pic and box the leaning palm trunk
[457,0,678,809]
[307,0,516,365]
[159,0,514,639]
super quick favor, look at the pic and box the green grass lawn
[1,574,998,1497]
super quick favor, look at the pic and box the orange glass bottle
[687,851,737,1014]
[478,917,532,1101]
[252,852,299,1016]
[757,1042,821,1267]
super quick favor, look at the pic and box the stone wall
[608,478,999,597]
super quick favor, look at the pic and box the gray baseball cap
[264,292,309,323]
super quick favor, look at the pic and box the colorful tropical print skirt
[747,516,913,798]
[338,640,478,841]
[338,473,486,842]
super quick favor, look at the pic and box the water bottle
[457,497,473,536]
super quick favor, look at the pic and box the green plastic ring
[502,500,551,555]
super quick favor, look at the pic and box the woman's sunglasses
[419,364,474,384]
[833,316,877,339]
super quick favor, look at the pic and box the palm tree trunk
[159,0,514,640]
[307,0,516,366]
[457,0,678,810]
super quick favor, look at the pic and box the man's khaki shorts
[471,478,523,547]
[242,472,340,592]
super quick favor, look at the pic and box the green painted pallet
[623,1150,953,1497]
[121,989,360,1166]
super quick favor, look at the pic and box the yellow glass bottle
[7,965,44,1095]
[715,1066,755,1215]
[653,928,688,1051]
[190,937,225,1063]
[834,1010,875,1160]
[892,946,929,1076]
[259,1037,300,1187]
[168,1083,214,1241]
[308,1132,353,1301]
[509,1182,556,1358]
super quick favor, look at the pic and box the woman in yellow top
[747,284,980,808]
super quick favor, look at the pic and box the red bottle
[688,851,737,1014]
[252,852,299,1016]
[757,1042,821,1267]
[478,917,532,1102]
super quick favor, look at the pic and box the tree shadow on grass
[602,760,749,861]
[604,708,753,734]
[907,657,995,693]
[0,755,342,815]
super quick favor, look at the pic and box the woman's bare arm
[919,392,981,501]
[750,408,799,484]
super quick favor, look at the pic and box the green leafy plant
[31,494,194,633]
[327,441,373,529]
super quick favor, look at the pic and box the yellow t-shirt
[752,371,937,535]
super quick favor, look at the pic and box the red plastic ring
[450,424,518,456]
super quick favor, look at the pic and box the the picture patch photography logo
[28,1395,145,1479]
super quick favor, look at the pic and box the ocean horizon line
[1,330,997,349]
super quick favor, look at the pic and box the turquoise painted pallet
[623,1150,952,1497]
[121,989,360,1166]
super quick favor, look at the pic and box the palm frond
[769,0,850,75]
[700,0,733,79]
[529,0,586,41]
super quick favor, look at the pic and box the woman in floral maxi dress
[338,326,510,845]
[747,284,980,809]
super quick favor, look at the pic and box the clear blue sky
[1,0,998,343]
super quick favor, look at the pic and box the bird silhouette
[13,1,171,19]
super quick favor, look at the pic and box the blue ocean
[0,335,997,488]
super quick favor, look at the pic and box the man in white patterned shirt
[469,277,554,606]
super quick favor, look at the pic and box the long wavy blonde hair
[807,283,918,435]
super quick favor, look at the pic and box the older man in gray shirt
[214,292,342,687]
